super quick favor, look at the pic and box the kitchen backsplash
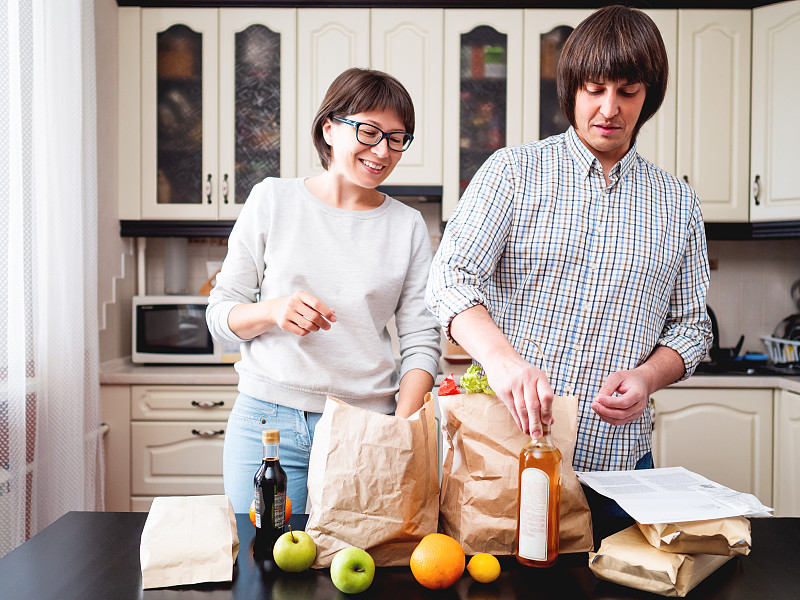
[142,228,800,363]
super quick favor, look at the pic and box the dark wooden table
[1,512,797,599]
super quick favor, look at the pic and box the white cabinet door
[677,10,751,222]
[141,9,220,219]
[131,421,227,496]
[751,1,800,221]
[218,9,296,220]
[522,9,591,144]
[637,10,677,175]
[371,9,443,187]
[651,387,773,506]
[442,10,523,221]
[774,390,800,517]
[296,10,370,178]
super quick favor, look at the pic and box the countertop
[100,357,800,394]
[2,511,798,600]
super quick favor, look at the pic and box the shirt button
[590,262,599,271]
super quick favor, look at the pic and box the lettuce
[460,364,494,395]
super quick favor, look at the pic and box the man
[426,5,712,534]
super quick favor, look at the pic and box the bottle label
[254,487,262,529]
[274,491,286,529]
[518,467,549,561]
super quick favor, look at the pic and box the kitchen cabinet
[773,390,800,517]
[651,387,773,506]
[442,10,523,220]
[750,0,800,221]
[103,383,237,512]
[676,10,751,223]
[296,9,444,187]
[119,7,296,221]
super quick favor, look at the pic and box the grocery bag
[589,525,734,597]
[140,495,239,589]
[305,394,439,567]
[637,517,751,556]
[439,391,593,555]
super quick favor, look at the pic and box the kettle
[707,305,744,361]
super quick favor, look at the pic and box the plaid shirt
[427,127,712,471]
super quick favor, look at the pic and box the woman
[207,68,441,514]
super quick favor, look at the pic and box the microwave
[132,295,240,364]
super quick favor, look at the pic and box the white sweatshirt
[207,177,441,414]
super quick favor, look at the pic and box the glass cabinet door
[142,9,218,219]
[219,10,296,219]
[443,11,523,220]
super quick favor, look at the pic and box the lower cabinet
[101,384,237,512]
[773,390,800,517]
[650,387,773,507]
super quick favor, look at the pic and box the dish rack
[761,336,800,364]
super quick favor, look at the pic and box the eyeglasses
[331,117,414,152]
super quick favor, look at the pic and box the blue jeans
[223,393,322,515]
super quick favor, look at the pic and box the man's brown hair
[312,68,415,170]
[557,5,668,141]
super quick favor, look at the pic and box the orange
[249,497,292,527]
[410,533,465,589]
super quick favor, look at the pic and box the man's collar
[565,126,638,182]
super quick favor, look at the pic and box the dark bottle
[253,429,287,559]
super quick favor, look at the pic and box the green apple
[272,528,317,572]
[330,547,375,594]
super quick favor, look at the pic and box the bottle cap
[262,429,279,444]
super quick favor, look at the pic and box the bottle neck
[263,442,279,461]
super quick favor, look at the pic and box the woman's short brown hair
[557,5,668,141]
[312,68,415,170]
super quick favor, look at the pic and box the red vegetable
[438,374,460,396]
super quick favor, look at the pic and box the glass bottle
[253,429,287,558]
[515,423,562,567]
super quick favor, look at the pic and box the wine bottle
[515,423,562,567]
[253,429,287,558]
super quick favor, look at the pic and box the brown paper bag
[637,517,751,556]
[305,394,439,568]
[589,525,733,597]
[140,495,239,589]
[438,392,593,555]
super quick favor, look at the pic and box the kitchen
[4,0,800,595]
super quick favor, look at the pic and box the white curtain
[1,0,103,558]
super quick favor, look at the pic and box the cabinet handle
[752,175,761,206]
[222,173,229,204]
[205,173,213,204]
[191,428,224,438]
[191,400,225,409]
[682,175,690,184]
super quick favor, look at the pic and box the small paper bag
[637,517,751,555]
[438,392,593,555]
[305,394,439,568]
[589,525,733,597]
[140,495,239,589]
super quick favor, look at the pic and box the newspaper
[576,466,773,524]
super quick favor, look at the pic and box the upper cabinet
[295,9,443,186]
[676,10,751,223]
[750,1,800,221]
[443,10,523,220]
[120,8,296,221]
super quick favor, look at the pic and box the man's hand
[481,355,554,438]
[591,370,649,425]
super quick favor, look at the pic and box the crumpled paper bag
[589,525,733,597]
[140,495,239,589]
[438,392,593,555]
[305,394,439,568]
[637,517,751,555]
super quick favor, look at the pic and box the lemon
[466,553,501,583]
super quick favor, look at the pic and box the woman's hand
[228,290,336,340]
[267,290,337,336]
